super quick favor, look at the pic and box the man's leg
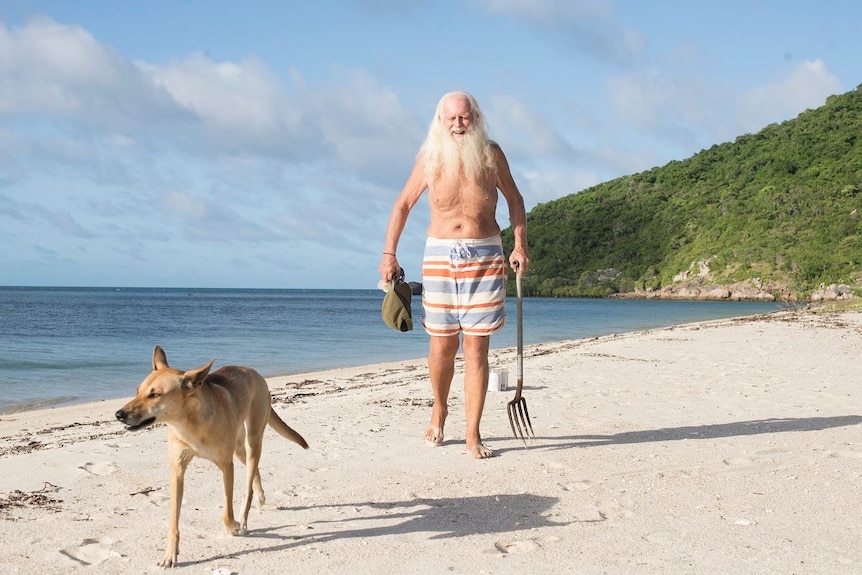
[425,334,460,445]
[462,334,493,459]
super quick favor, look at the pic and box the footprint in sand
[273,484,322,501]
[596,493,635,519]
[80,462,118,476]
[494,539,542,554]
[827,449,862,459]
[146,490,169,506]
[560,480,593,492]
[60,537,121,566]
[571,506,606,523]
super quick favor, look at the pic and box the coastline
[1,310,860,574]
[0,287,782,416]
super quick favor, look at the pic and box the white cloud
[591,145,659,178]
[473,0,644,66]
[605,58,843,164]
[0,18,184,131]
[304,68,424,181]
[519,168,601,207]
[607,70,666,131]
[141,53,295,140]
[737,59,841,133]
[476,0,614,24]
[486,95,577,161]
[606,65,717,140]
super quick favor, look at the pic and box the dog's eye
[148,391,160,399]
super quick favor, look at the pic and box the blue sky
[1,1,858,288]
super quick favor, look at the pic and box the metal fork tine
[508,403,526,445]
[513,400,533,444]
[518,400,535,438]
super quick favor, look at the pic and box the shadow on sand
[494,414,862,453]
[189,493,564,566]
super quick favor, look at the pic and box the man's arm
[493,144,530,275]
[379,155,428,282]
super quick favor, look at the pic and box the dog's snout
[115,409,126,421]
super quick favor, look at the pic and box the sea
[0,286,779,415]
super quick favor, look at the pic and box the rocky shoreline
[613,280,856,302]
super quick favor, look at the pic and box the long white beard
[422,127,494,184]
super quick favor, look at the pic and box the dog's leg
[252,467,264,508]
[160,450,191,568]
[242,392,271,520]
[234,439,265,512]
[218,459,244,535]
[239,438,264,531]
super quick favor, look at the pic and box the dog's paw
[226,521,246,536]
[157,551,178,568]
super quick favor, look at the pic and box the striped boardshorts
[421,235,508,337]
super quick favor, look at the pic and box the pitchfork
[507,263,535,447]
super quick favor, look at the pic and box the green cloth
[382,279,413,332]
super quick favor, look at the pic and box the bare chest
[428,176,497,213]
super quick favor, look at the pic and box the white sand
[1,310,860,574]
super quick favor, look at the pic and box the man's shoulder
[489,140,507,160]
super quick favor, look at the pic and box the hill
[503,84,862,301]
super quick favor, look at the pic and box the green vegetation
[503,84,862,299]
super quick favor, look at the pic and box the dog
[115,345,308,568]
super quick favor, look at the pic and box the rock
[811,283,855,302]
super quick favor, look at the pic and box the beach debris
[0,483,63,515]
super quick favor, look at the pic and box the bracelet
[383,252,396,257]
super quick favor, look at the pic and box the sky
[1,1,859,289]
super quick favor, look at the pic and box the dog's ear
[153,345,169,371]
[181,359,215,392]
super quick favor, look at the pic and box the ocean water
[0,287,778,414]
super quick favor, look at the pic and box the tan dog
[115,345,308,568]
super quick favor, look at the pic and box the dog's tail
[268,408,309,449]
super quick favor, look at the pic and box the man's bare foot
[424,406,447,446]
[424,425,444,446]
[467,441,495,459]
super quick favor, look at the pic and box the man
[378,91,530,459]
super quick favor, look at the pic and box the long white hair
[419,91,496,184]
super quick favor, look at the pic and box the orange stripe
[422,260,506,268]
[464,328,499,335]
[422,268,507,280]
[423,299,503,311]
[425,326,462,336]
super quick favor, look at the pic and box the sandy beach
[1,310,860,574]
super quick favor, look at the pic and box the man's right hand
[378,254,402,282]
